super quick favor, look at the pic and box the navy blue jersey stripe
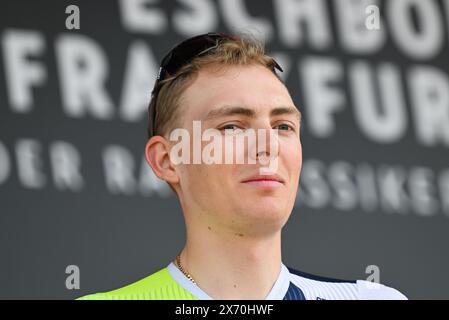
[283,282,306,300]
[287,267,357,284]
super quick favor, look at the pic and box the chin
[238,201,289,222]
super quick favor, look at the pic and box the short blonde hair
[147,34,283,139]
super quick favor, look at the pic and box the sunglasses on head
[147,32,284,139]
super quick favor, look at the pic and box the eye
[219,124,241,131]
[275,123,294,131]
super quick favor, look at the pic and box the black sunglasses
[147,32,283,139]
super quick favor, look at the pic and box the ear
[145,136,180,187]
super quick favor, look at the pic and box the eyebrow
[203,105,302,122]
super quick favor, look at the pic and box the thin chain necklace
[175,253,196,285]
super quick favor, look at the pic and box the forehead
[180,64,295,121]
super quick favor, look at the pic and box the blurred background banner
[0,0,448,299]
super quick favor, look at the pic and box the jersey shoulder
[287,266,407,300]
[75,266,198,300]
[356,280,408,300]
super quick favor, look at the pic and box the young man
[77,33,407,300]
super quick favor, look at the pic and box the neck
[178,214,283,300]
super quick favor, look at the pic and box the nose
[249,126,280,165]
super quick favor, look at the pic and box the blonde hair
[147,34,283,139]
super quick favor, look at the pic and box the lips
[242,180,283,188]
[241,174,284,183]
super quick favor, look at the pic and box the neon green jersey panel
[76,267,199,300]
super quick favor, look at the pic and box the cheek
[184,163,230,193]
[283,140,302,173]
[295,141,302,163]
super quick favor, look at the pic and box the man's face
[172,64,302,237]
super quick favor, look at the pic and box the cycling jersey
[76,262,407,300]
